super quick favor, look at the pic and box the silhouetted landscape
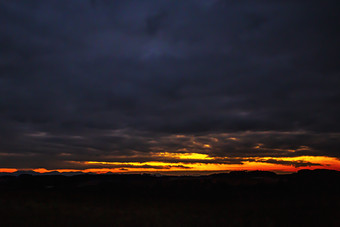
[1,170,339,226]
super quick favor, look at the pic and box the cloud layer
[1,0,339,170]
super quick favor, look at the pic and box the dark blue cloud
[0,0,339,168]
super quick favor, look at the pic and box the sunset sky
[1,0,340,174]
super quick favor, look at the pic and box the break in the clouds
[0,0,339,171]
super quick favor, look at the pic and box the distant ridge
[1,169,338,177]
[0,170,85,177]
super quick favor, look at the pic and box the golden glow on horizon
[1,156,340,174]
[0,168,17,173]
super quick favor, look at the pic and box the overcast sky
[1,0,339,170]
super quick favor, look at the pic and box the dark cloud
[255,159,323,168]
[146,10,168,36]
[0,0,339,169]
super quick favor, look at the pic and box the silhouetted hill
[0,170,339,226]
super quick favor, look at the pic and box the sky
[1,0,340,174]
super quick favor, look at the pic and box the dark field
[1,170,339,227]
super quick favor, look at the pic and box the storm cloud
[1,0,339,170]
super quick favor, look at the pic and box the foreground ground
[0,170,339,226]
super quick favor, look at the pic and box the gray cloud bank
[0,0,339,169]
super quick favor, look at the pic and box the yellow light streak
[153,152,213,160]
